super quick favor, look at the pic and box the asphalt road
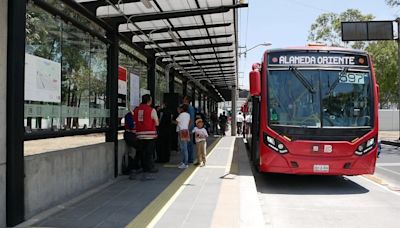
[375,144,400,189]
[253,146,400,228]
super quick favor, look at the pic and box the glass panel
[89,38,108,128]
[268,70,321,127]
[119,52,148,126]
[24,4,109,133]
[321,71,372,127]
[174,81,183,95]
[155,71,168,106]
[25,4,62,131]
[61,21,91,130]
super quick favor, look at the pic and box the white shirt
[192,127,208,142]
[176,112,190,131]
[245,115,252,123]
[236,114,244,123]
[151,109,159,126]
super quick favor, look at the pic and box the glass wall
[25,4,109,133]
[119,51,148,126]
[174,78,183,96]
[155,70,168,106]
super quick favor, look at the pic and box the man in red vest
[134,94,159,180]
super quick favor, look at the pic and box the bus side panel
[258,53,270,172]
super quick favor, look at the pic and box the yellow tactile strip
[125,137,222,228]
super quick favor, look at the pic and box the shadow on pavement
[254,172,369,195]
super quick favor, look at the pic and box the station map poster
[118,66,127,107]
[130,73,140,109]
[25,53,61,103]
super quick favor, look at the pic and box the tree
[366,41,399,108]
[308,9,374,49]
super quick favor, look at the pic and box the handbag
[179,129,190,142]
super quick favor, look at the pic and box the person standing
[134,94,159,180]
[193,119,208,167]
[236,112,244,135]
[123,107,141,175]
[219,112,228,136]
[183,96,196,163]
[175,104,190,169]
[156,101,173,163]
[210,112,219,134]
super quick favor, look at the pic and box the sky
[238,0,398,89]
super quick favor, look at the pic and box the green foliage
[308,9,374,49]
[366,41,399,107]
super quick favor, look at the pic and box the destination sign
[268,52,369,66]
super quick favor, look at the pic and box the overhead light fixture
[141,0,153,9]
[168,28,181,45]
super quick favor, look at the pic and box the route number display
[339,72,366,84]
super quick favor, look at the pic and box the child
[193,119,209,167]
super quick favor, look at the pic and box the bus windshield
[268,69,372,128]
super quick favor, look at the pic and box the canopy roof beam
[100,4,248,25]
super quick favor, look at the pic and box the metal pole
[6,0,26,225]
[397,18,400,140]
[231,85,237,136]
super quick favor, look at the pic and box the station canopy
[72,0,248,101]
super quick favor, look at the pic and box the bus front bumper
[259,148,377,175]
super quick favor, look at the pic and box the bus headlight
[355,137,376,156]
[263,133,288,154]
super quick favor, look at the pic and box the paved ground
[252,140,400,228]
[374,144,400,190]
[26,137,219,228]
[255,172,400,228]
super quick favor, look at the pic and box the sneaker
[178,163,188,169]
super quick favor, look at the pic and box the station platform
[20,136,264,228]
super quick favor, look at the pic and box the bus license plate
[313,165,329,173]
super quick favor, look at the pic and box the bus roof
[265,46,367,55]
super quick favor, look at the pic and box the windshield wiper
[289,66,315,94]
[327,67,348,95]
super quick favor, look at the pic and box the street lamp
[238,42,272,58]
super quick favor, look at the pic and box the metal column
[198,93,202,112]
[147,53,156,100]
[192,84,196,106]
[169,68,175,93]
[231,85,237,136]
[6,0,26,225]
[397,18,400,140]
[182,79,187,96]
[106,30,119,177]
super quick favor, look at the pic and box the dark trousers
[157,129,171,162]
[237,122,243,134]
[138,139,156,172]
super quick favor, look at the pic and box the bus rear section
[248,47,379,175]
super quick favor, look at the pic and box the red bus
[246,45,379,175]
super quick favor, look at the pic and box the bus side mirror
[249,63,261,96]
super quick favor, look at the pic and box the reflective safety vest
[134,104,157,139]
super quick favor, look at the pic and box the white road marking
[377,166,400,176]
[377,163,400,167]
[360,176,400,196]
